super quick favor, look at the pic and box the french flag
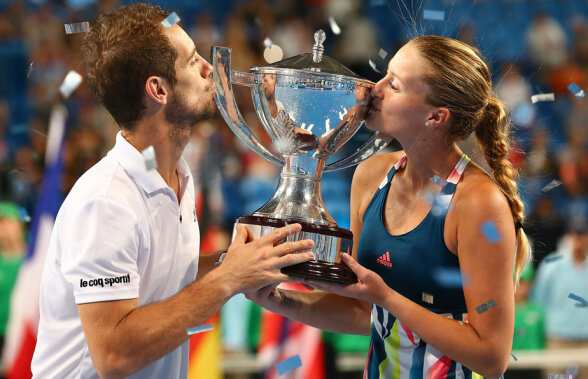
[2,106,67,378]
[257,283,325,379]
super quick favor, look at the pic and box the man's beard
[165,88,216,146]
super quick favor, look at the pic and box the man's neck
[121,123,187,186]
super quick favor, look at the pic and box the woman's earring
[425,121,431,126]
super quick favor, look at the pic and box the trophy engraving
[212,30,388,283]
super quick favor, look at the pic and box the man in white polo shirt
[31,4,315,378]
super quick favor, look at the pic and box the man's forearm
[197,249,226,279]
[80,268,233,378]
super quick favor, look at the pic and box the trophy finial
[312,29,326,63]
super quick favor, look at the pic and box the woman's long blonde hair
[411,35,531,286]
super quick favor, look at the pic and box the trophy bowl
[212,30,388,283]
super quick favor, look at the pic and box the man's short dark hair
[81,4,178,130]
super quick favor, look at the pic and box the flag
[2,105,67,378]
[187,225,223,379]
[187,313,222,379]
[257,283,326,379]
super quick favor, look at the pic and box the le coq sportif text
[80,274,131,288]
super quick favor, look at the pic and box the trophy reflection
[212,30,388,283]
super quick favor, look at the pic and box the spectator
[0,202,25,360]
[506,264,545,379]
[526,195,567,268]
[533,220,588,378]
[525,12,568,70]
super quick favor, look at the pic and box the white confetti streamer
[328,16,341,35]
[141,146,158,171]
[59,70,83,99]
[378,48,388,59]
[186,323,214,336]
[64,22,90,34]
[368,59,381,73]
[161,12,180,30]
[531,93,555,103]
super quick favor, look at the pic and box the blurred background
[1,0,588,378]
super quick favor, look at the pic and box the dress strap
[378,154,407,189]
[440,154,471,196]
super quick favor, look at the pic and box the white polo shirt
[32,131,200,378]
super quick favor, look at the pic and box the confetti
[378,48,388,59]
[263,44,283,64]
[64,22,90,34]
[141,146,158,171]
[422,292,434,304]
[368,59,381,74]
[480,221,501,243]
[59,70,83,99]
[432,267,469,288]
[542,179,562,192]
[568,293,588,307]
[275,355,302,375]
[511,353,518,361]
[531,93,555,103]
[186,323,213,336]
[511,102,535,127]
[18,207,31,223]
[263,37,273,49]
[544,255,563,263]
[328,16,341,35]
[423,9,445,21]
[423,190,451,217]
[430,175,447,187]
[161,12,180,30]
[32,128,47,138]
[567,82,585,99]
[27,62,34,78]
[475,299,498,314]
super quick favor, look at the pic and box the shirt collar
[110,131,191,195]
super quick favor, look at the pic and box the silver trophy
[212,30,388,283]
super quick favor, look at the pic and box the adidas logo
[377,251,392,267]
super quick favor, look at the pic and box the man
[31,4,314,378]
[533,220,588,378]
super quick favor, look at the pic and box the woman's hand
[244,283,281,307]
[306,254,390,306]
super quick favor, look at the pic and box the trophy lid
[251,29,364,80]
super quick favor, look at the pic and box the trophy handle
[324,131,389,172]
[212,46,283,166]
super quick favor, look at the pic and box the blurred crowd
[1,0,588,377]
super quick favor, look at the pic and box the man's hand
[217,223,315,294]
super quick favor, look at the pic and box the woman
[247,35,531,378]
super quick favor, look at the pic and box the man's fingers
[231,225,248,246]
[259,223,303,245]
[276,251,315,268]
[244,225,255,243]
[271,239,315,257]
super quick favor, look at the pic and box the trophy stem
[253,154,336,226]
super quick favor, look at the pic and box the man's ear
[144,76,169,105]
[426,107,450,127]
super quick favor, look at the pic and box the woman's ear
[426,107,450,127]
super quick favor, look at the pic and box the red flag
[257,283,325,379]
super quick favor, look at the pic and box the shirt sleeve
[61,197,142,304]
